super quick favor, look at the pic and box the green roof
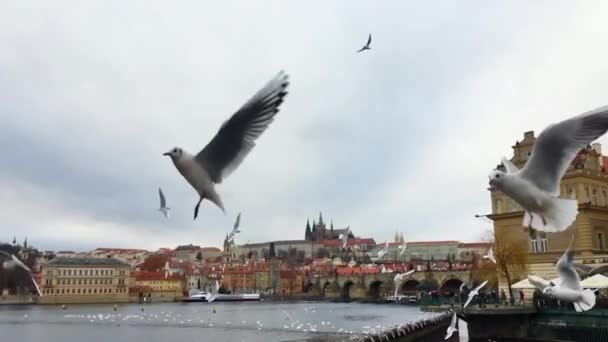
[46,257,130,267]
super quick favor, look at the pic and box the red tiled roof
[133,271,183,281]
[201,247,221,252]
[347,238,375,245]
[94,248,148,253]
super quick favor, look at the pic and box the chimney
[523,131,535,141]
[592,143,602,155]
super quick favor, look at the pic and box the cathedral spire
[23,237,28,249]
[318,212,324,226]
[305,219,312,240]
[12,236,16,245]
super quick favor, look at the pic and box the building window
[530,230,548,253]
[598,232,605,251]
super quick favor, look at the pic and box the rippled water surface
[0,301,436,341]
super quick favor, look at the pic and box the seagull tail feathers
[577,289,596,312]
[528,198,578,232]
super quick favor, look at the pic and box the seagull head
[488,170,506,190]
[542,286,554,297]
[163,147,184,159]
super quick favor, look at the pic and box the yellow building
[39,257,131,304]
[132,271,185,301]
[490,131,608,298]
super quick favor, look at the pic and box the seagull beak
[163,152,171,156]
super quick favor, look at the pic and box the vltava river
[0,301,437,342]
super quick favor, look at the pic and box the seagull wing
[450,312,457,328]
[12,255,31,273]
[366,33,372,46]
[195,71,290,183]
[404,269,415,276]
[557,249,582,291]
[473,280,488,293]
[234,212,241,230]
[528,275,551,290]
[158,188,167,208]
[519,105,608,195]
[463,293,475,308]
[0,250,11,259]
[30,274,42,296]
[501,157,519,173]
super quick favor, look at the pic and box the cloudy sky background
[2,1,608,251]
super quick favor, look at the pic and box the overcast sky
[2,1,608,252]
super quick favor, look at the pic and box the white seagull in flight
[483,248,496,264]
[158,187,171,219]
[444,311,458,340]
[227,212,241,242]
[357,34,372,53]
[463,280,488,308]
[338,226,350,249]
[489,105,608,232]
[0,251,42,297]
[164,71,290,220]
[372,242,389,262]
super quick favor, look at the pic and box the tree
[139,254,169,272]
[196,252,203,261]
[486,229,527,304]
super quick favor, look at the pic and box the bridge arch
[368,280,383,299]
[341,280,355,300]
[399,279,420,294]
[321,281,331,296]
[439,278,463,294]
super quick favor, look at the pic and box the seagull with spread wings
[393,269,415,297]
[488,105,608,232]
[163,71,290,219]
[227,212,241,242]
[338,226,350,249]
[444,311,458,340]
[0,251,42,297]
[483,248,496,264]
[158,187,170,219]
[463,280,488,308]
[372,242,389,262]
[357,34,372,53]
[542,238,595,312]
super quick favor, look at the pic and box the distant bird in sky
[444,312,458,340]
[463,280,488,308]
[357,34,372,53]
[0,251,41,297]
[227,212,241,242]
[488,105,608,232]
[158,187,170,219]
[372,242,389,262]
[542,238,595,312]
[163,71,290,220]
[483,248,496,264]
[338,226,350,249]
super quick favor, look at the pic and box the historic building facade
[39,257,131,304]
[490,131,608,297]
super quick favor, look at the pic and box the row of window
[58,278,115,285]
[42,288,128,295]
[46,269,130,277]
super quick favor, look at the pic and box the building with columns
[489,131,608,298]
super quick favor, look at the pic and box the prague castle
[490,131,608,295]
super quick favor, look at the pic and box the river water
[0,302,438,342]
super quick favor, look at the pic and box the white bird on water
[488,105,608,232]
[227,212,241,242]
[483,248,496,264]
[444,311,458,340]
[463,280,488,308]
[338,226,350,249]
[372,242,389,262]
[158,187,170,219]
[542,237,595,312]
[163,71,290,220]
[0,251,42,297]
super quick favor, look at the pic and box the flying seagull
[483,248,496,264]
[357,34,372,53]
[0,251,41,297]
[372,242,389,262]
[393,270,415,297]
[488,105,608,232]
[227,212,241,242]
[164,71,290,220]
[338,226,350,249]
[463,280,488,308]
[206,280,220,303]
[158,187,170,219]
[397,243,407,256]
[444,311,458,340]
[542,237,595,312]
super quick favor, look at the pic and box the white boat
[183,291,260,302]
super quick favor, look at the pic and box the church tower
[305,219,312,241]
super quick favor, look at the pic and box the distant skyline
[3,1,608,251]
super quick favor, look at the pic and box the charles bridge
[309,269,471,300]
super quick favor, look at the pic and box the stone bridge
[310,270,471,301]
